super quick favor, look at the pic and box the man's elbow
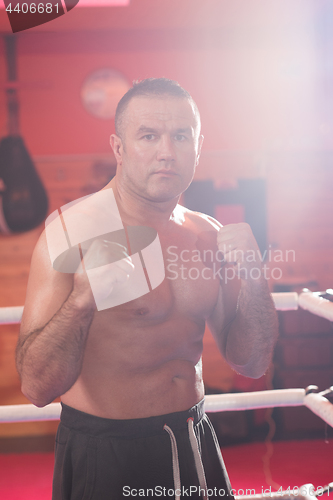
[21,381,55,408]
[230,361,268,380]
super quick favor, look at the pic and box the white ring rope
[271,292,299,311]
[204,389,306,412]
[298,291,333,322]
[1,389,332,427]
[0,305,24,325]
[0,402,61,423]
[1,292,332,325]
[303,393,333,427]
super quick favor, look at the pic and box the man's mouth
[153,169,178,176]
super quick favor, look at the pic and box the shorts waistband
[60,400,205,438]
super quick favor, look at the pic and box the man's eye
[144,134,155,140]
[175,134,186,141]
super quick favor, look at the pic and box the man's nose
[156,136,175,162]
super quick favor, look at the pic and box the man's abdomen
[61,357,205,419]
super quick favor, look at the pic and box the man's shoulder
[176,204,222,233]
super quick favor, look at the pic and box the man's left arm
[207,222,279,379]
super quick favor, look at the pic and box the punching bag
[0,136,48,233]
[0,35,48,234]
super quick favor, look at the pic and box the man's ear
[196,134,204,166]
[110,134,123,165]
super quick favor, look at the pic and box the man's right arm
[16,231,96,407]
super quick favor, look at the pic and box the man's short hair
[115,78,201,139]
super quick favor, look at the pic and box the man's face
[111,96,203,203]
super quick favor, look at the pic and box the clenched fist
[73,239,134,308]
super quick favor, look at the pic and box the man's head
[110,78,203,204]
[115,78,201,142]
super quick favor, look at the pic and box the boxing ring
[0,289,332,499]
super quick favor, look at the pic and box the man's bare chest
[161,233,221,316]
[92,225,222,326]
[115,228,222,322]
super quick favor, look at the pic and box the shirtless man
[16,78,278,500]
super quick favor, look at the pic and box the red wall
[9,22,321,156]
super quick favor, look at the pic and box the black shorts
[52,400,234,500]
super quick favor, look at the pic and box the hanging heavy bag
[0,136,48,233]
[0,35,49,234]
